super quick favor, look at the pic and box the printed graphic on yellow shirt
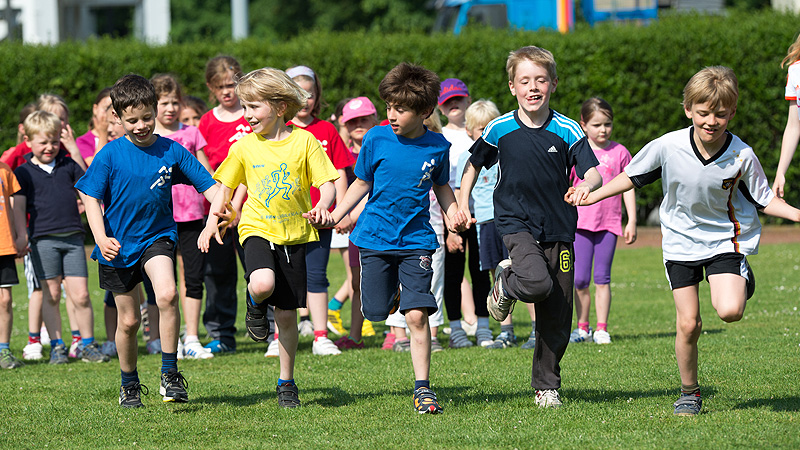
[256,163,300,208]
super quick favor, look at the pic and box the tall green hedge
[1,10,799,218]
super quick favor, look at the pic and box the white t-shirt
[625,127,774,261]
[441,126,474,190]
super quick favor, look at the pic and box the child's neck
[588,139,610,150]
[518,106,550,128]
[444,121,465,131]
[351,139,363,153]
[261,122,292,141]
[214,103,243,121]
[154,121,180,135]
[291,115,314,128]
[692,129,726,159]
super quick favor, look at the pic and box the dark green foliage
[1,10,798,216]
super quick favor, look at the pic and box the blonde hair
[682,66,738,111]
[235,68,310,120]
[465,99,501,131]
[37,93,69,119]
[23,110,61,139]
[424,111,443,133]
[782,32,800,68]
[506,46,557,82]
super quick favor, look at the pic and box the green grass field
[1,241,799,449]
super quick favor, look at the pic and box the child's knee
[677,317,702,338]
[574,273,591,291]
[516,276,553,303]
[716,305,744,323]
[404,309,426,327]
[155,288,178,308]
[248,278,275,300]
[118,315,141,333]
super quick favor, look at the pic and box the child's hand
[773,174,787,199]
[565,185,592,206]
[564,186,577,205]
[61,124,78,150]
[448,209,475,234]
[446,231,464,253]
[197,223,225,253]
[214,201,237,231]
[335,214,354,234]
[14,237,28,258]
[303,207,335,229]
[97,236,121,261]
[624,222,637,245]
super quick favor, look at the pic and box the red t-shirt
[198,109,252,170]
[287,117,354,208]
[1,141,32,170]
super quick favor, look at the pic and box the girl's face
[344,115,377,143]
[156,92,182,127]
[93,96,112,123]
[581,111,613,148]
[180,106,202,127]
[294,79,316,120]
[208,72,238,109]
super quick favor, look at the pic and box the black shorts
[665,253,754,297]
[243,236,306,310]
[0,254,19,287]
[177,220,205,299]
[99,237,176,294]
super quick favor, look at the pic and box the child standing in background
[0,159,24,369]
[569,98,637,345]
[180,96,208,128]
[75,88,112,166]
[151,74,214,360]
[286,65,354,356]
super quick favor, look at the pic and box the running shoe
[204,339,235,354]
[569,327,592,343]
[277,382,301,408]
[335,336,365,350]
[312,336,341,355]
[593,329,612,344]
[448,328,473,349]
[100,341,117,357]
[160,369,189,403]
[413,387,443,414]
[146,338,162,355]
[392,338,411,352]
[81,342,110,363]
[22,342,43,360]
[119,381,148,408]
[487,259,516,321]
[487,331,518,349]
[49,343,68,365]
[264,339,280,357]
[297,319,314,337]
[0,348,23,369]
[673,392,702,416]
[183,341,214,359]
[476,327,494,347]
[430,337,444,353]
[520,333,536,350]
[381,333,396,350]
[246,293,271,343]
[535,389,562,408]
[68,340,83,359]
[327,309,347,335]
[361,319,376,337]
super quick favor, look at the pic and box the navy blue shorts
[358,247,437,321]
[305,228,332,293]
[478,221,508,272]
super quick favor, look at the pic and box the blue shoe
[204,340,235,354]
[673,392,702,416]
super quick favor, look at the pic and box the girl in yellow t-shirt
[198,68,338,409]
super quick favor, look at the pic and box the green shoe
[0,348,23,369]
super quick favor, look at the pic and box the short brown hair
[580,97,614,123]
[151,73,184,101]
[23,110,61,139]
[378,63,439,114]
[110,74,157,117]
[506,46,557,82]
[236,68,310,120]
[682,66,738,111]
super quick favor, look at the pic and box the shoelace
[164,371,189,390]
[123,382,149,398]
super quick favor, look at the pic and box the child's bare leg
[27,289,42,335]
[394,326,407,340]
[594,284,611,325]
[144,256,179,354]
[274,307,298,380]
[308,291,328,332]
[406,308,431,381]
[0,287,12,343]
[673,285,702,386]
[332,247,353,303]
[65,289,80,336]
[575,287,592,324]
[63,276,94,339]
[40,285,63,341]
[708,274,746,322]
[115,290,142,373]
[349,270,364,341]
[460,277,477,324]
[147,303,160,342]
[104,304,117,341]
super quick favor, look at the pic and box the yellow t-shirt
[214,127,339,246]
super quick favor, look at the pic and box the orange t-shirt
[0,162,20,256]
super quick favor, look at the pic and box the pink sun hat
[341,97,377,124]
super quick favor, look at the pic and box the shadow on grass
[612,328,723,342]
[562,386,718,403]
[734,396,800,412]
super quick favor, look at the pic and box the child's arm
[762,196,800,222]
[570,167,603,206]
[196,149,214,175]
[622,187,637,244]
[333,169,353,234]
[304,181,336,227]
[79,192,120,261]
[304,178,371,228]
[61,124,87,171]
[433,182,471,233]
[567,172,635,206]
[456,162,481,228]
[198,183,235,252]
[773,104,800,198]
[9,195,26,257]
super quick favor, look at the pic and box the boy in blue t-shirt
[76,75,221,408]
[306,63,469,414]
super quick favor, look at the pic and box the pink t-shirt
[164,125,208,222]
[76,130,98,160]
[570,141,632,236]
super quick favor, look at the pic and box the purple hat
[438,78,470,105]
[341,97,377,124]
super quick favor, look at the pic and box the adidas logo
[547,146,558,153]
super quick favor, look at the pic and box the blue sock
[414,380,430,391]
[121,369,139,386]
[477,317,490,330]
[161,352,178,374]
[328,297,343,311]
[50,338,64,347]
[81,337,95,347]
[71,330,81,338]
[278,378,295,386]
[246,290,259,307]
[0,342,9,350]
[29,332,40,340]
[450,320,462,330]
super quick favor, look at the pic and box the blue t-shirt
[75,136,216,268]
[350,125,450,251]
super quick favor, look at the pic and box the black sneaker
[673,392,702,416]
[277,382,301,408]
[160,369,189,403]
[245,292,271,343]
[413,387,443,414]
[119,381,148,408]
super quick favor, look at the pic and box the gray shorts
[30,233,88,280]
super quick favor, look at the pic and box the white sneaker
[177,340,184,360]
[297,319,314,337]
[69,341,83,358]
[40,326,50,344]
[183,340,214,359]
[22,342,43,360]
[461,319,478,337]
[535,389,563,408]
[312,336,341,355]
[569,327,592,343]
[593,329,612,344]
[100,341,117,357]
[264,339,280,357]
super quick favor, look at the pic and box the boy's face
[180,107,201,127]
[114,104,157,147]
[345,115,377,143]
[684,101,736,150]
[27,131,60,165]
[466,125,486,141]
[386,103,429,139]
[509,60,557,118]
[242,99,285,136]
[156,92,182,127]
[438,96,470,125]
